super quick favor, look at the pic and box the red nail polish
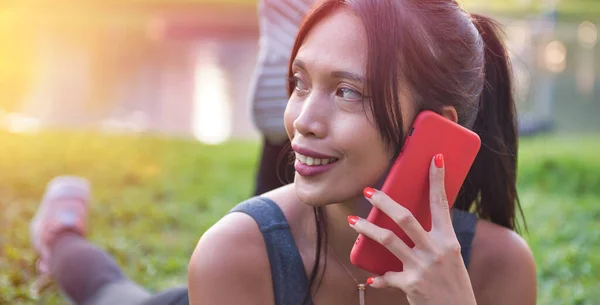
[363,187,376,198]
[434,154,444,168]
[348,215,359,225]
[367,277,374,285]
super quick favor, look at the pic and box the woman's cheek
[283,101,300,138]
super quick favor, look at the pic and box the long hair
[287,1,522,302]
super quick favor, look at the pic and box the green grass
[0,131,260,304]
[0,131,599,304]
[517,136,600,304]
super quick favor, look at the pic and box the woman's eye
[290,76,309,93]
[336,87,363,101]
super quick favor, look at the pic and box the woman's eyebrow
[331,71,365,83]
[293,59,365,83]
[292,59,307,70]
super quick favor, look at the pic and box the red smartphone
[350,110,481,276]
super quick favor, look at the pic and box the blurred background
[0,0,598,304]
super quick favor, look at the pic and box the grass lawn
[0,131,599,304]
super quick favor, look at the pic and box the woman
[188,1,537,305]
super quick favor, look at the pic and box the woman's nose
[292,93,329,139]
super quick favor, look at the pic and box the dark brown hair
[287,0,523,302]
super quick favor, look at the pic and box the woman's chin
[294,179,331,206]
[293,178,354,207]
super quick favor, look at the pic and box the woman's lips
[294,153,339,177]
[291,144,337,160]
[291,144,340,177]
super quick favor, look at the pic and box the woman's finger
[367,271,415,292]
[369,270,440,300]
[429,154,453,233]
[349,216,417,265]
[367,271,404,289]
[364,188,434,251]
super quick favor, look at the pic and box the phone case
[350,110,481,276]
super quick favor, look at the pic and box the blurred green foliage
[462,0,600,22]
[0,131,599,304]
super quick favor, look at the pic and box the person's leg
[30,177,151,305]
[50,231,152,305]
[139,287,189,305]
[254,138,295,195]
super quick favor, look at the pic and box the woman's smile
[292,144,340,177]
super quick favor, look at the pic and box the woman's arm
[188,213,274,305]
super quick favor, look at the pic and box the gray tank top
[229,197,477,305]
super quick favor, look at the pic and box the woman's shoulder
[471,219,534,267]
[188,207,274,305]
[469,219,537,304]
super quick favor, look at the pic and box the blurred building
[0,1,599,141]
[2,2,261,143]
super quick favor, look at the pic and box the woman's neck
[322,196,374,277]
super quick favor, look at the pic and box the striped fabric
[249,0,316,143]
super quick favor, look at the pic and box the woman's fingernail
[363,187,376,198]
[348,215,359,225]
[434,154,444,169]
[367,277,375,285]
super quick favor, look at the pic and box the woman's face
[285,8,416,206]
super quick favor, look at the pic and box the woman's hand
[349,154,477,305]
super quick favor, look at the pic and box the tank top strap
[229,197,312,305]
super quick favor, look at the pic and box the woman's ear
[440,106,458,123]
